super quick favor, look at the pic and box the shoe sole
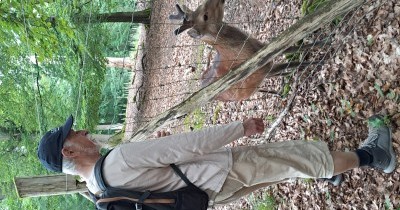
[383,127,396,173]
[330,174,343,186]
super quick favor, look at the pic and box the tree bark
[128,0,365,142]
[75,9,151,24]
[95,124,124,131]
[106,57,134,70]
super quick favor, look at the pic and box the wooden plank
[14,174,87,198]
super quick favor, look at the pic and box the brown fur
[170,0,316,101]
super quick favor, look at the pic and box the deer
[169,0,324,101]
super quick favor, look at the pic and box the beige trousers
[213,140,334,204]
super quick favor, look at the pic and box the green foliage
[0,0,108,133]
[330,129,335,143]
[367,34,374,46]
[303,178,314,184]
[374,83,385,98]
[301,0,328,16]
[339,99,355,117]
[325,191,331,201]
[281,83,291,98]
[183,108,206,131]
[212,104,222,124]
[384,194,393,210]
[301,0,342,25]
[250,192,277,210]
[368,115,390,128]
[0,0,140,209]
[265,115,275,122]
[386,90,398,101]
[99,68,131,127]
[284,52,301,62]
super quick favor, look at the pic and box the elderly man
[37,115,396,206]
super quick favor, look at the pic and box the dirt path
[125,0,400,209]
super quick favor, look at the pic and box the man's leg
[214,115,397,204]
[214,140,334,204]
[330,151,359,175]
[331,115,396,175]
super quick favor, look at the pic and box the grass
[374,83,385,98]
[330,129,335,143]
[212,103,222,124]
[384,194,393,210]
[301,0,342,25]
[301,0,329,16]
[183,108,206,131]
[339,99,355,117]
[303,178,314,184]
[368,115,390,128]
[386,90,398,101]
[250,192,277,210]
[325,191,331,200]
[281,83,291,98]
[284,52,301,62]
[265,115,276,122]
[367,34,375,46]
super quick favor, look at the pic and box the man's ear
[61,147,77,158]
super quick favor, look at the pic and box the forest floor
[125,0,400,209]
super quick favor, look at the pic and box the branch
[262,79,299,143]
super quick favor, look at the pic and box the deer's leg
[283,40,330,54]
[267,61,324,77]
[257,89,282,97]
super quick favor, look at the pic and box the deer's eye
[203,14,208,21]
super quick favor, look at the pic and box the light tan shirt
[86,121,244,198]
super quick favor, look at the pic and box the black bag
[89,150,209,210]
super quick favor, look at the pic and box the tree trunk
[106,57,134,70]
[75,9,151,24]
[128,0,365,142]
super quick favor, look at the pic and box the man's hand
[156,130,171,138]
[243,118,264,137]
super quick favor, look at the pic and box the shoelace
[360,131,378,149]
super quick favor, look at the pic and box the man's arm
[118,118,264,167]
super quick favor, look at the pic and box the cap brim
[61,115,74,141]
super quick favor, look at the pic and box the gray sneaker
[359,115,396,173]
[319,174,343,186]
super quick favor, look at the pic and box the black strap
[95,151,198,194]
[170,164,196,187]
[94,149,114,191]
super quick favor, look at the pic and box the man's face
[63,129,100,156]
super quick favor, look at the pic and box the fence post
[14,174,87,198]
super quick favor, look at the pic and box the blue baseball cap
[37,115,74,172]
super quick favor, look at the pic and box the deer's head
[169,0,225,39]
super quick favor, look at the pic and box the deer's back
[200,24,271,101]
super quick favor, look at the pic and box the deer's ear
[176,4,184,13]
[187,29,202,39]
[169,4,185,20]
